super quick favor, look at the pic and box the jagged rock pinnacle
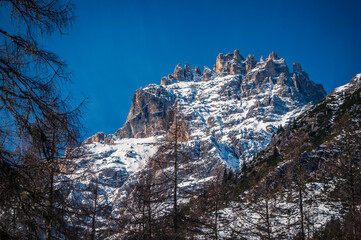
[194,66,201,75]
[184,62,193,81]
[174,63,184,81]
[245,54,257,72]
[293,62,302,73]
[201,66,213,81]
[267,51,280,60]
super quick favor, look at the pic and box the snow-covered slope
[80,50,324,175]
[225,73,361,239]
[70,50,326,221]
[331,73,361,96]
[74,136,159,188]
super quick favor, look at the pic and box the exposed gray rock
[114,86,175,139]
[267,51,280,60]
[105,134,115,145]
[184,62,193,81]
[99,168,128,188]
[193,68,201,82]
[291,71,326,104]
[173,64,184,81]
[82,51,327,168]
[201,66,214,81]
[194,66,201,75]
[233,49,244,62]
[214,53,225,72]
[82,132,106,145]
[245,54,257,72]
[213,50,245,76]
[168,74,175,81]
[161,77,170,85]
[293,62,302,73]
[264,58,277,77]
[230,61,244,75]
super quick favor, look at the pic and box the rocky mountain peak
[82,132,105,144]
[330,73,361,96]
[213,50,245,76]
[194,66,202,75]
[82,50,328,180]
[173,63,184,81]
[82,132,115,145]
[160,51,308,87]
[245,54,257,72]
[73,51,350,234]
[107,51,327,165]
[264,57,277,76]
[184,62,193,81]
[90,50,327,145]
[70,56,360,240]
[233,49,244,62]
[201,66,214,81]
[267,51,280,60]
[293,62,302,73]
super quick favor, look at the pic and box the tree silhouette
[0,0,84,238]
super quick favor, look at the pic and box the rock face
[293,62,302,73]
[173,64,184,81]
[115,86,175,138]
[254,73,361,195]
[67,51,336,237]
[245,54,257,72]
[83,50,326,169]
[75,51,328,223]
[82,132,106,144]
[213,49,245,76]
[218,76,361,239]
[82,132,115,146]
[184,63,193,81]
[267,51,279,60]
[200,66,214,81]
[194,66,201,75]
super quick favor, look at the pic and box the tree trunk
[147,173,152,239]
[173,115,178,235]
[91,183,98,240]
[214,189,219,240]
[265,197,271,240]
[346,135,356,240]
[298,158,305,240]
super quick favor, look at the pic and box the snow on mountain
[331,73,361,96]
[70,50,326,219]
[228,72,361,239]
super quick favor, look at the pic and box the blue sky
[46,0,361,137]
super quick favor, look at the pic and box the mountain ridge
[76,50,327,198]
[83,50,325,146]
[66,51,361,239]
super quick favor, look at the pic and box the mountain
[79,50,325,186]
[216,73,361,239]
[63,50,361,239]
[248,73,361,184]
[67,50,327,228]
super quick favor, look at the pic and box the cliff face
[245,73,361,188]
[226,75,361,238]
[67,51,360,239]
[78,50,327,197]
[114,86,175,139]
[91,51,325,147]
